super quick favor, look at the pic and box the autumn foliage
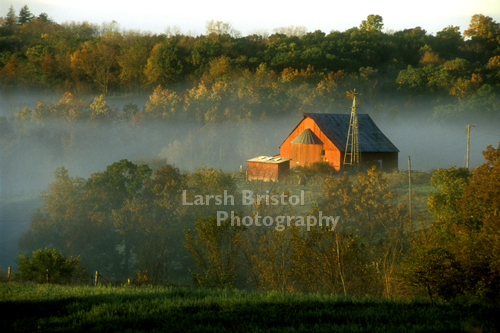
[17,144,500,303]
[1,10,500,125]
[399,144,500,302]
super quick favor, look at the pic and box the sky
[2,0,500,36]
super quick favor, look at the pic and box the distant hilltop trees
[0,8,499,124]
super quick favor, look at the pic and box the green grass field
[1,282,498,332]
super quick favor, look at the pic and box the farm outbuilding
[247,156,291,182]
[290,129,324,167]
[278,113,399,172]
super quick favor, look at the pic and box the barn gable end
[278,113,399,171]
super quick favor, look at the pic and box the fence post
[7,267,11,280]
[95,270,99,287]
[128,278,131,286]
[46,269,49,283]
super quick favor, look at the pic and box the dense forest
[12,146,500,303]
[0,6,499,125]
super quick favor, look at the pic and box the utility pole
[466,125,470,170]
[466,125,475,170]
[408,156,412,223]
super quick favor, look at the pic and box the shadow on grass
[1,290,499,332]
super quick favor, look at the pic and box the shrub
[293,161,336,175]
[0,268,8,282]
[17,247,87,284]
[291,161,337,184]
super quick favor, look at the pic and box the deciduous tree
[427,166,470,225]
[319,167,407,296]
[89,94,116,122]
[206,20,241,38]
[464,14,500,60]
[143,85,182,120]
[184,214,244,288]
[400,145,500,302]
[144,40,185,88]
[117,41,150,90]
[360,15,384,32]
[17,247,86,284]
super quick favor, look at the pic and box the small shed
[247,156,291,182]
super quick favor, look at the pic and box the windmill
[343,89,361,169]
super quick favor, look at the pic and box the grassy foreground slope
[1,283,498,333]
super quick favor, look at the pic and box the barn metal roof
[302,113,399,153]
[247,156,292,164]
[291,128,323,144]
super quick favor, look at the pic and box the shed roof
[291,128,323,144]
[292,113,399,153]
[247,156,291,164]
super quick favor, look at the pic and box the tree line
[19,160,237,282]
[1,7,500,124]
[16,144,500,303]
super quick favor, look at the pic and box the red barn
[247,156,291,181]
[278,113,399,172]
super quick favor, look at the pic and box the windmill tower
[343,89,361,169]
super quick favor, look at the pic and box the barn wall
[277,162,290,181]
[325,149,342,171]
[280,117,342,170]
[360,152,399,172]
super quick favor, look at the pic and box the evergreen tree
[18,5,33,25]
[5,5,17,28]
